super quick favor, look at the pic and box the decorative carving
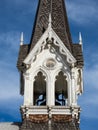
[29,115,48,123]
[52,115,72,122]
[44,58,56,69]
[76,69,83,94]
[53,40,73,64]
[24,27,75,66]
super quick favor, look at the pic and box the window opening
[55,71,68,106]
[34,72,46,106]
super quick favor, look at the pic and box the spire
[30,0,72,52]
[79,32,82,45]
[20,32,24,45]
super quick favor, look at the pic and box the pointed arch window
[34,72,46,106]
[55,71,68,106]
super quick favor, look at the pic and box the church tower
[17,0,84,130]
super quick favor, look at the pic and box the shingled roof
[29,0,72,52]
[17,0,84,71]
[72,44,84,67]
[20,120,79,130]
[17,44,29,71]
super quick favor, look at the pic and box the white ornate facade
[17,0,84,129]
[19,21,83,120]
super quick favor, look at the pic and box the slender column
[68,78,72,106]
[51,76,55,105]
[71,67,77,106]
[47,80,50,106]
[29,78,34,105]
[47,72,55,106]
[23,73,31,105]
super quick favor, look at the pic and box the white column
[71,67,77,106]
[68,78,72,106]
[23,73,31,106]
[51,77,55,106]
[29,78,34,105]
[47,72,55,106]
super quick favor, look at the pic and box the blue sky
[0,0,98,129]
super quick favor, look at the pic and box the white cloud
[66,0,98,25]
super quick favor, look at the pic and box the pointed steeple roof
[17,0,84,71]
[30,0,72,52]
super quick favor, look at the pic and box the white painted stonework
[21,26,83,119]
[24,25,76,65]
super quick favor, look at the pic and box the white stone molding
[30,66,48,82]
[23,27,76,66]
[20,105,80,116]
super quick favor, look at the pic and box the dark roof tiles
[72,44,84,67]
[30,0,72,52]
[17,45,29,71]
[20,120,79,130]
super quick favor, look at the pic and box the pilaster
[67,78,72,106]
[23,73,31,105]
[47,72,55,106]
[71,67,77,106]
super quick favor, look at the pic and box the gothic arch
[53,68,70,82]
[55,71,68,106]
[31,67,48,81]
[33,71,47,106]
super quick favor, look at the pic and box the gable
[23,27,76,67]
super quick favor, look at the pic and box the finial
[20,32,24,45]
[48,13,52,41]
[48,13,52,29]
[79,32,82,45]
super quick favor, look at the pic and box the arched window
[34,72,46,106]
[55,71,68,106]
